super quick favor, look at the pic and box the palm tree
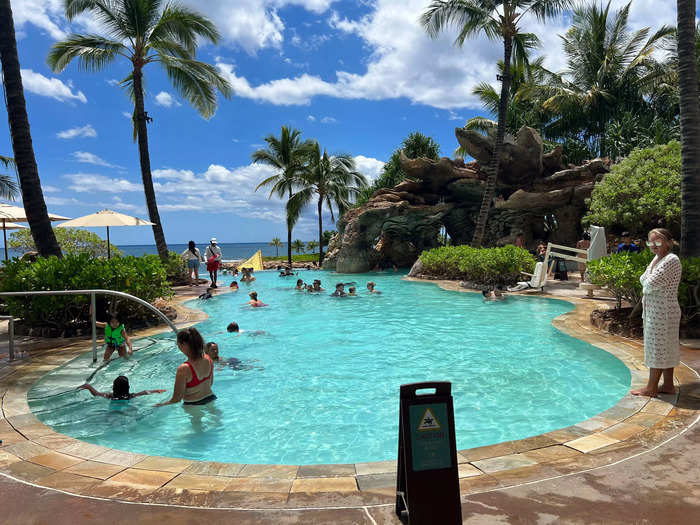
[307,240,318,254]
[0,156,19,200]
[269,237,283,257]
[537,1,673,156]
[291,239,305,254]
[253,126,314,266]
[677,0,700,257]
[0,0,62,257]
[48,0,231,261]
[422,0,574,248]
[288,142,367,265]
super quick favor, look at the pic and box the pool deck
[0,280,698,523]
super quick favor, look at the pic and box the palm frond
[149,4,220,52]
[287,187,315,227]
[421,1,494,43]
[64,0,129,39]
[464,116,498,132]
[47,34,126,72]
[157,55,231,118]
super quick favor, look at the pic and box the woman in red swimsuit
[155,327,216,406]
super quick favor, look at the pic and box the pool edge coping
[0,281,698,510]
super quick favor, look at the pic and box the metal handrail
[0,289,178,363]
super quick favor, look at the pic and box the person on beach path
[631,228,682,398]
[205,238,223,288]
[182,240,204,286]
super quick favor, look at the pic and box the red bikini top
[184,355,213,388]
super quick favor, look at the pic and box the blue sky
[0,0,680,245]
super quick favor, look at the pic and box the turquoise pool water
[29,271,631,465]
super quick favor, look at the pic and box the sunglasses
[646,241,663,247]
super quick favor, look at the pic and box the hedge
[0,253,172,331]
[587,251,700,323]
[419,245,535,285]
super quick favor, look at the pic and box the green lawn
[263,253,320,262]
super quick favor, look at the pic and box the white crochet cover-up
[640,253,682,369]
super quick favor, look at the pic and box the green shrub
[588,251,700,323]
[162,251,188,284]
[583,141,681,235]
[0,253,172,331]
[419,245,535,285]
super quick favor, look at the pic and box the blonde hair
[648,228,677,249]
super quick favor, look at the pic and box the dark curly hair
[177,327,204,358]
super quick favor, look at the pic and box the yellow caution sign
[417,407,441,431]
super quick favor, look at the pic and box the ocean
[3,242,295,261]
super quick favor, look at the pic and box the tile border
[0,281,697,509]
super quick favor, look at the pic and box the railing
[0,290,178,363]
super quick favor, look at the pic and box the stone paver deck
[0,279,698,523]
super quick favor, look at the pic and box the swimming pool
[29,271,631,465]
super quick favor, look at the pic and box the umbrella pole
[3,219,7,262]
[107,226,111,259]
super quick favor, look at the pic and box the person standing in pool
[366,281,381,294]
[155,327,216,406]
[247,291,267,307]
[96,315,133,361]
[205,238,223,288]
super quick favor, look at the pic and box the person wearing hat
[205,238,223,288]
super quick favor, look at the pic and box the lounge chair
[508,261,547,292]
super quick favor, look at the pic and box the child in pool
[366,281,381,294]
[230,281,239,291]
[199,287,214,300]
[96,315,133,361]
[79,376,165,400]
[295,279,305,291]
[348,286,357,296]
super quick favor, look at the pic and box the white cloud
[106,79,121,86]
[64,173,142,193]
[122,112,132,119]
[320,116,337,124]
[354,156,385,182]
[56,125,97,139]
[72,151,124,169]
[307,115,317,121]
[154,91,181,108]
[20,69,86,103]
[10,0,65,40]
[42,185,61,193]
[217,0,679,110]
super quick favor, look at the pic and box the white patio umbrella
[56,209,154,259]
[0,203,70,261]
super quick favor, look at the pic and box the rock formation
[324,126,610,273]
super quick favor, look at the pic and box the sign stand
[396,381,461,524]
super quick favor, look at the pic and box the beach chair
[541,226,608,294]
[508,261,547,292]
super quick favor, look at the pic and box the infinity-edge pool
[29,271,630,465]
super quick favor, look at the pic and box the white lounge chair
[508,261,547,292]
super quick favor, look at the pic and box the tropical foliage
[356,132,440,207]
[269,237,283,257]
[48,0,231,261]
[253,127,314,265]
[1,254,172,331]
[419,245,535,285]
[288,142,367,265]
[422,0,575,248]
[588,252,700,323]
[306,240,318,253]
[583,142,681,235]
[0,155,18,200]
[8,227,122,258]
[291,239,305,254]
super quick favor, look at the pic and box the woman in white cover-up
[631,228,682,397]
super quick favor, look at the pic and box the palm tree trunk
[471,34,513,248]
[317,197,324,265]
[132,67,169,261]
[678,0,700,257]
[0,0,61,258]
[287,188,293,265]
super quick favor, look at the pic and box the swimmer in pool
[80,376,165,400]
[295,279,305,291]
[312,279,324,292]
[198,287,214,300]
[230,281,239,291]
[331,282,347,297]
[247,291,267,307]
[348,286,357,296]
[366,281,381,294]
